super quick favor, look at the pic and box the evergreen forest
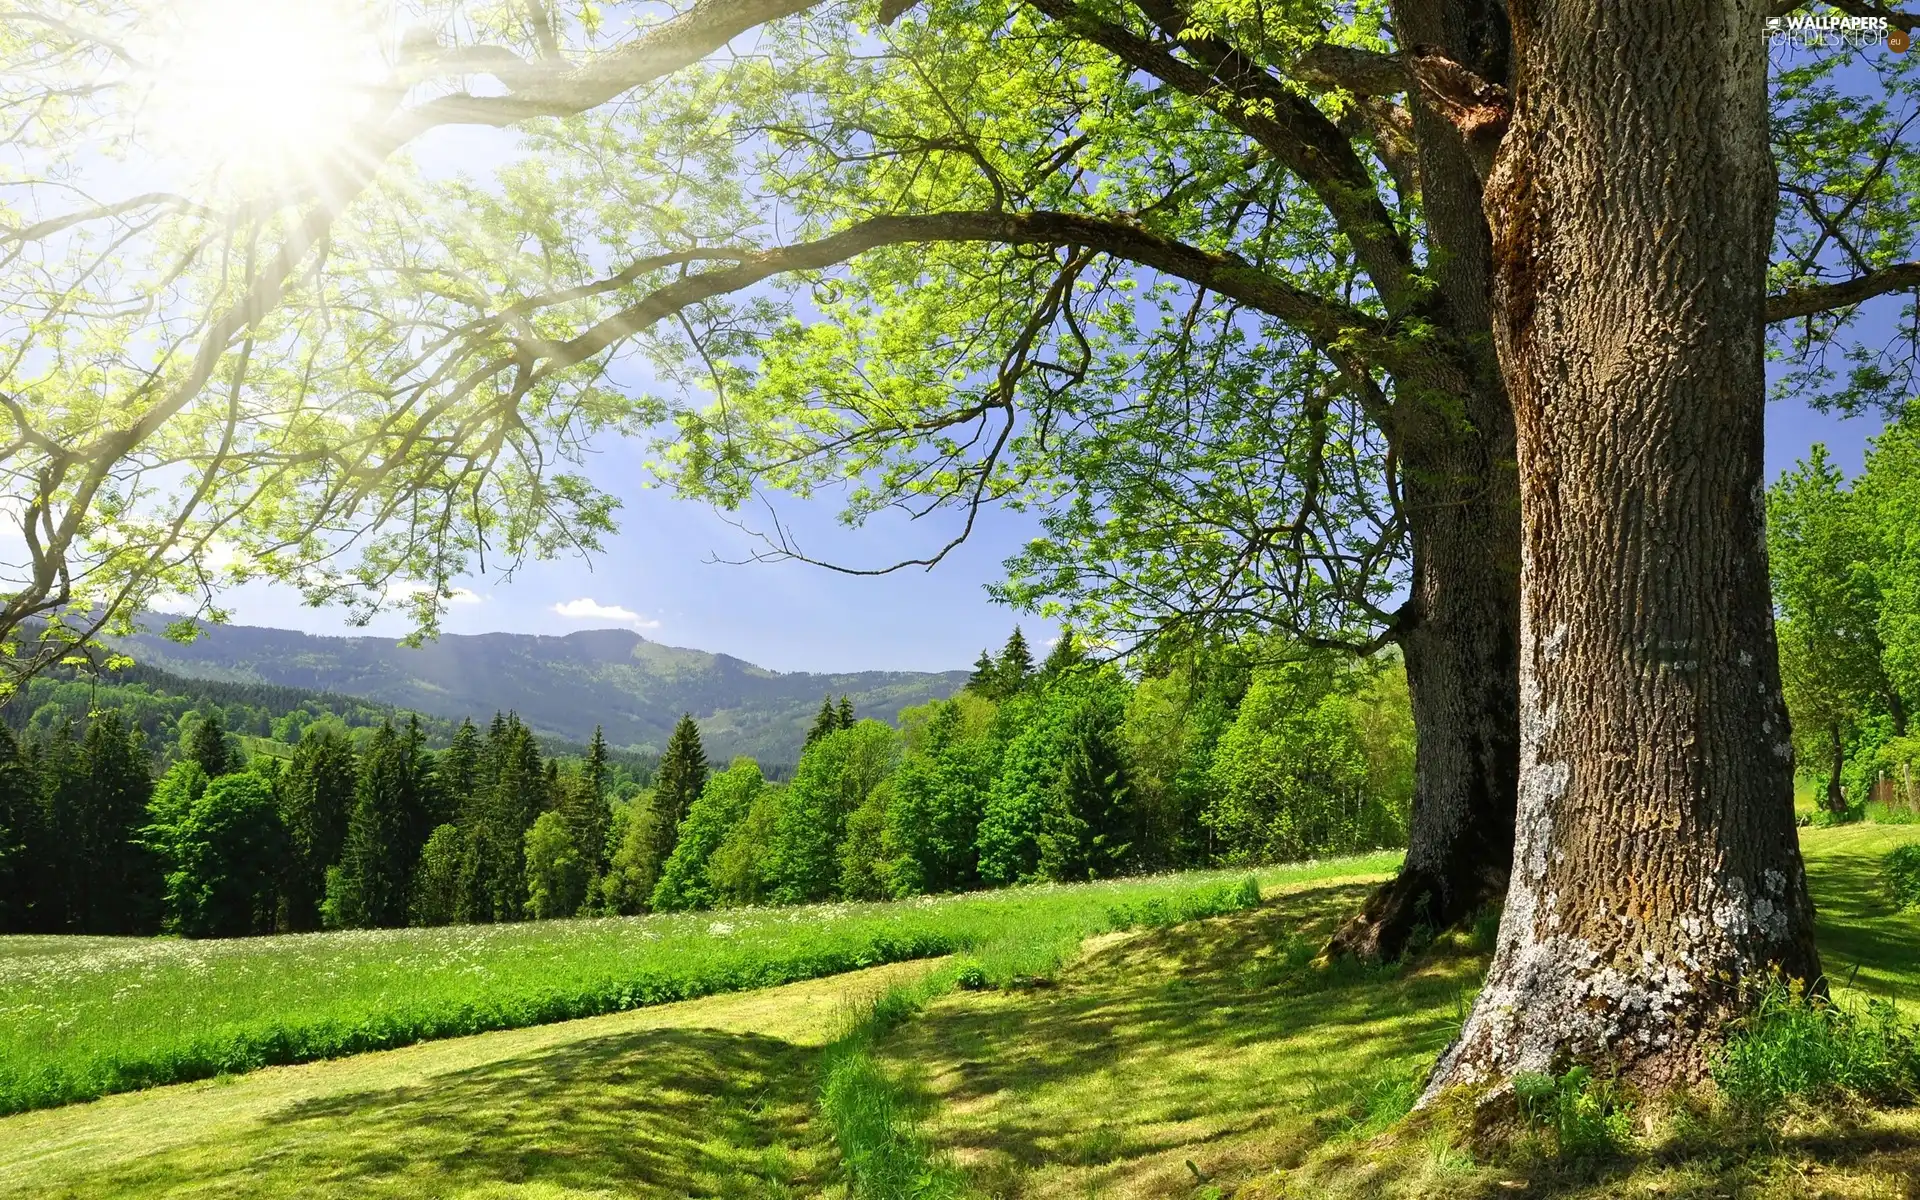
[0,628,1413,937]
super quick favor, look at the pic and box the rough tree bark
[1331,462,1519,959]
[1426,0,1822,1091]
[1327,0,1522,961]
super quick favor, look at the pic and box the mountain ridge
[112,620,971,764]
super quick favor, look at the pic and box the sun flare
[145,0,386,191]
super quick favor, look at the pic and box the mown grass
[11,831,1915,1199]
[0,854,1396,1116]
[0,959,938,1200]
[816,875,1273,1199]
[859,824,1920,1199]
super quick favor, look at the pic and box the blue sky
[222,431,1062,675]
[217,389,1891,675]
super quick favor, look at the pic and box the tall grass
[1714,979,1920,1112]
[1,858,1390,1116]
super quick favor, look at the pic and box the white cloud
[384,581,484,605]
[552,597,660,629]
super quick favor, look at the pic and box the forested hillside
[4,658,652,771]
[111,622,970,762]
[0,629,1415,940]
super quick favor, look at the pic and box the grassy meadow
[5,831,1918,1198]
[0,856,1396,1116]
[863,823,1920,1198]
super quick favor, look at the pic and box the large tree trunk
[1326,0,1522,963]
[1427,0,1821,1093]
[1328,432,1520,960]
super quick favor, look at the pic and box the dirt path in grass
[0,957,938,1200]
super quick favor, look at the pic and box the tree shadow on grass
[1297,1107,1920,1199]
[1805,841,1920,1002]
[888,872,1920,1199]
[64,1025,836,1199]
[878,882,1485,1197]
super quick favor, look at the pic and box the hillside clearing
[7,830,1913,1198]
[0,860,1399,1198]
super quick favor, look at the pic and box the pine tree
[649,716,708,872]
[584,726,610,805]
[563,726,613,877]
[997,627,1034,695]
[1037,689,1135,882]
[1041,628,1087,678]
[457,713,534,922]
[479,711,510,806]
[805,696,840,748]
[0,726,40,932]
[477,717,545,921]
[440,719,482,819]
[80,712,157,933]
[187,710,235,780]
[277,726,357,931]
[335,723,413,928]
[837,695,856,730]
[33,720,87,931]
[399,715,440,874]
[967,650,999,697]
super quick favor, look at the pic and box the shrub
[1886,844,1920,908]
[1809,805,1864,828]
[1714,981,1920,1112]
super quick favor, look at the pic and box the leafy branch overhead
[3,0,1920,687]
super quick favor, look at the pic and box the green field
[0,958,942,1199]
[0,855,1397,1116]
[863,823,1920,1199]
[5,831,1916,1198]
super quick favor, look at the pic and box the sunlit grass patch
[857,827,1920,1199]
[0,858,1382,1115]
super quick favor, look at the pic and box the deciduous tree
[652,758,766,911]
[165,773,287,938]
[1429,0,1825,1091]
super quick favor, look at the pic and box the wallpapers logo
[1766,12,1910,53]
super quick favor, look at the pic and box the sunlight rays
[143,0,387,193]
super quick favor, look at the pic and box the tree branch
[1766,262,1920,322]
[396,0,829,128]
[1020,0,1421,316]
[526,210,1465,392]
[1291,44,1408,97]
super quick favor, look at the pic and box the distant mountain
[112,622,970,765]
